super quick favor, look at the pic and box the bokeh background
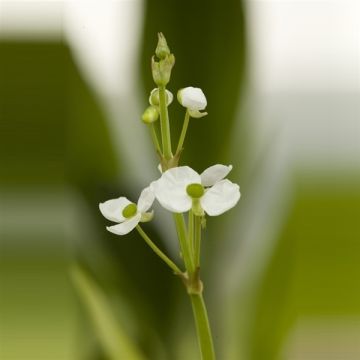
[1,1,360,359]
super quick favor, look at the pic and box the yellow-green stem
[176,110,190,155]
[136,225,182,275]
[194,215,202,267]
[190,293,216,360]
[188,210,195,259]
[158,86,172,159]
[149,123,162,155]
[173,213,194,274]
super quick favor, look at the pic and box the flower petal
[137,186,155,213]
[178,87,207,110]
[99,197,132,222]
[201,179,240,216]
[200,164,233,187]
[106,213,141,235]
[150,166,201,213]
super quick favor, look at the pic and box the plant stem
[173,213,194,274]
[188,210,195,259]
[158,86,172,159]
[136,225,182,275]
[194,215,202,268]
[190,293,216,360]
[149,123,162,155]
[176,110,190,155]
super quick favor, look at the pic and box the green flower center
[186,183,204,198]
[122,203,138,218]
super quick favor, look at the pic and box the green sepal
[189,109,208,118]
[140,211,154,223]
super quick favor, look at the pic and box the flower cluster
[98,32,240,360]
[100,164,240,235]
[99,32,241,269]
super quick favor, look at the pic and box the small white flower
[99,187,155,235]
[178,87,207,110]
[150,165,240,216]
[149,88,173,106]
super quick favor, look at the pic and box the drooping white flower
[149,88,173,106]
[177,87,207,118]
[178,87,207,110]
[150,165,240,216]
[99,187,155,235]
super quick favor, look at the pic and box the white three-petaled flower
[150,165,240,216]
[99,187,155,235]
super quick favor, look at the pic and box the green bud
[142,106,159,124]
[151,52,175,86]
[151,56,162,85]
[186,183,204,198]
[155,32,170,60]
[122,203,137,218]
[158,53,175,85]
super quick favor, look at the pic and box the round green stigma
[186,183,204,198]
[122,203,137,218]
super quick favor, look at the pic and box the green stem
[149,123,162,155]
[176,110,190,155]
[173,213,194,274]
[194,215,202,268]
[190,293,216,360]
[136,225,182,275]
[158,86,172,159]
[188,210,195,259]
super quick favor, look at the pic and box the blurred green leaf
[71,265,146,360]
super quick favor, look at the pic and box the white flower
[178,87,207,110]
[99,187,155,235]
[149,88,173,106]
[150,165,240,216]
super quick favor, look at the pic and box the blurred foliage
[243,180,360,360]
[71,265,146,360]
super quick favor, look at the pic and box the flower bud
[142,106,159,124]
[177,87,207,111]
[149,88,173,106]
[151,54,175,86]
[155,32,170,60]
[151,57,162,85]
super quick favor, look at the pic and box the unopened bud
[151,43,175,86]
[142,106,159,124]
[177,87,207,111]
[155,32,170,60]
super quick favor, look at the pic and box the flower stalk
[158,85,172,160]
[136,225,183,276]
[176,110,190,156]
